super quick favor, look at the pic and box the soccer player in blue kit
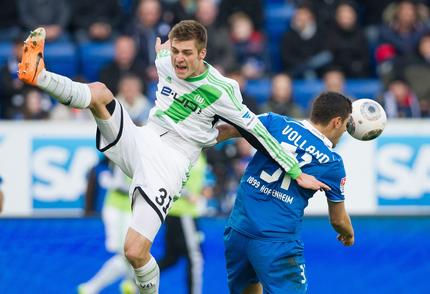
[217,92,355,294]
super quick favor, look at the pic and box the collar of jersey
[301,120,333,148]
[184,61,209,82]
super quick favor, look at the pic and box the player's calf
[124,228,160,293]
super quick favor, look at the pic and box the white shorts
[102,205,131,253]
[95,100,194,242]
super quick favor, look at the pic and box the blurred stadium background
[1,0,430,293]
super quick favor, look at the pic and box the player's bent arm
[216,123,241,143]
[216,117,330,191]
[327,200,354,246]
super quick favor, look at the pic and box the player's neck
[193,61,207,77]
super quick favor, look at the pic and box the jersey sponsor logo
[160,86,202,114]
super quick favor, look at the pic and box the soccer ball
[347,98,387,141]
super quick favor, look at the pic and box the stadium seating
[78,41,115,82]
[44,41,78,78]
[0,42,12,65]
[246,78,382,109]
[264,2,295,73]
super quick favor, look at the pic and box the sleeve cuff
[288,164,302,180]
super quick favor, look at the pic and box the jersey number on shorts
[260,142,312,190]
[155,188,172,214]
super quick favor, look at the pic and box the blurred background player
[159,154,207,294]
[218,92,355,293]
[79,165,137,294]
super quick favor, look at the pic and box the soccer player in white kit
[18,20,329,293]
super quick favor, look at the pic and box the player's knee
[124,238,151,268]
[88,82,114,108]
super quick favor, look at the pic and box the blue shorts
[224,227,307,294]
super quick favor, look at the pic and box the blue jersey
[228,113,346,241]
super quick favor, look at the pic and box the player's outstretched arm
[327,200,354,246]
[216,123,330,191]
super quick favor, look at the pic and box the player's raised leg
[17,27,113,120]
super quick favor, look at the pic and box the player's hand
[155,37,170,54]
[296,173,330,191]
[337,234,354,246]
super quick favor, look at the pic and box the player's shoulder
[206,65,240,89]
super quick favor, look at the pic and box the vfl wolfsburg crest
[194,95,204,104]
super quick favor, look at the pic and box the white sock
[81,254,128,294]
[37,69,91,109]
[134,256,160,294]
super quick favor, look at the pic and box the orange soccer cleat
[18,27,46,85]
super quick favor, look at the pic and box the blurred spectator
[0,37,25,119]
[0,1,21,41]
[380,77,421,118]
[217,0,264,31]
[99,35,146,96]
[49,104,92,121]
[323,68,347,94]
[124,0,170,83]
[359,0,394,28]
[226,70,259,114]
[70,0,123,43]
[162,0,197,27]
[260,73,305,118]
[402,33,430,114]
[280,4,331,79]
[195,0,236,73]
[293,0,342,28]
[378,0,429,58]
[328,2,371,78]
[18,0,71,42]
[116,74,153,125]
[231,138,254,181]
[229,12,268,79]
[13,88,51,120]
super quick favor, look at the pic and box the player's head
[310,92,352,147]
[169,20,207,79]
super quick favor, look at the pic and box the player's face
[170,39,206,79]
[332,116,349,147]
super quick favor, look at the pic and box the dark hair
[168,20,207,51]
[310,92,352,125]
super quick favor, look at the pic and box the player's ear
[199,48,207,60]
[333,117,343,129]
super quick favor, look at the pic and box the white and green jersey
[148,50,301,178]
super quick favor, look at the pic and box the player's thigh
[249,239,307,294]
[130,125,191,227]
[96,99,138,177]
[224,227,259,294]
